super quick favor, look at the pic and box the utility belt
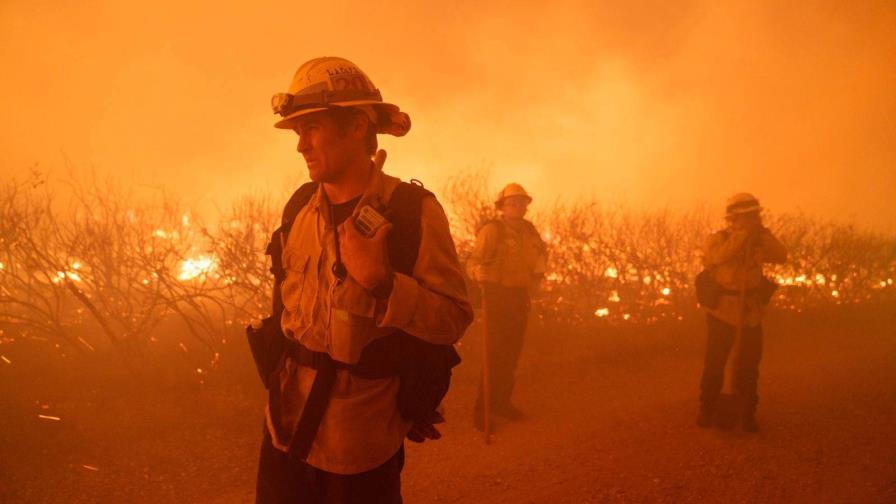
[281,336,397,380]
[695,272,779,310]
[250,319,459,461]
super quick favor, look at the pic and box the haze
[2,0,894,230]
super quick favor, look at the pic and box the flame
[178,255,218,281]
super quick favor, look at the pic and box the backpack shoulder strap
[267,181,319,314]
[385,181,433,276]
[281,181,320,233]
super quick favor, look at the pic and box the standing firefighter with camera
[249,57,473,503]
[696,193,787,432]
[467,183,547,431]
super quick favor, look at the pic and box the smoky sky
[2,0,894,231]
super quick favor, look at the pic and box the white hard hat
[725,193,762,217]
[495,183,533,206]
[271,56,411,136]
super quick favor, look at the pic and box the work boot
[493,403,525,421]
[741,412,759,433]
[696,405,714,429]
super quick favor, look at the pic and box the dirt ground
[2,305,895,503]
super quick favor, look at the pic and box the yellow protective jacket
[268,169,473,474]
[702,226,788,327]
[467,218,547,289]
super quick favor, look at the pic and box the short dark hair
[329,107,378,155]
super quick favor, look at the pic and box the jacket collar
[306,163,392,220]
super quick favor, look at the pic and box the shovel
[481,289,493,444]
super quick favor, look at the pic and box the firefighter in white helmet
[696,193,787,432]
[467,183,547,430]
[252,56,472,502]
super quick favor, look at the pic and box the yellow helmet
[725,192,762,217]
[495,183,533,206]
[271,56,411,136]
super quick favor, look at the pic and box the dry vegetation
[1,171,894,377]
[442,172,896,327]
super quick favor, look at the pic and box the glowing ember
[622,313,631,320]
[78,337,95,352]
[38,414,61,421]
[594,307,610,317]
[1,355,10,364]
[52,269,82,283]
[661,287,671,296]
[608,290,620,303]
[82,465,100,472]
[604,267,618,279]
[831,290,840,298]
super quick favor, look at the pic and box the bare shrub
[203,193,280,325]
[3,169,894,378]
[441,169,499,260]
[0,171,85,350]
[443,171,896,328]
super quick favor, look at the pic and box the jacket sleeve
[702,228,751,267]
[375,196,474,345]
[759,228,788,264]
[465,221,500,281]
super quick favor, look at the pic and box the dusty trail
[403,307,896,503]
[2,306,894,503]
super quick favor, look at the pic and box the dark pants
[699,314,764,414]
[475,284,529,412]
[256,428,404,504]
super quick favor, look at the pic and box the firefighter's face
[729,211,762,229]
[500,196,530,219]
[292,111,364,183]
